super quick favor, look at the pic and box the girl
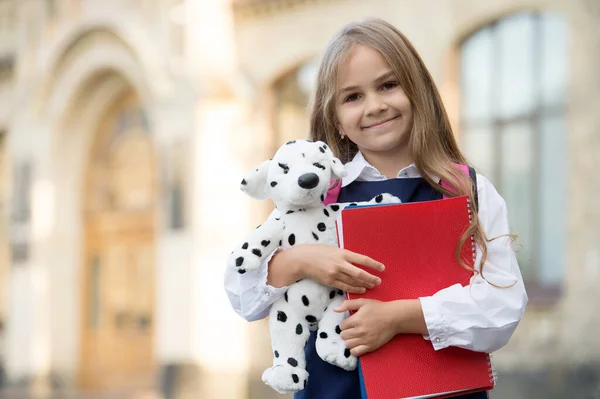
[224,18,528,399]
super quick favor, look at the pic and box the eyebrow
[338,70,396,95]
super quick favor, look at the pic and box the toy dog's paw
[370,193,401,205]
[262,364,309,394]
[315,330,357,371]
[227,245,263,274]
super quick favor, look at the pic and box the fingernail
[375,278,381,285]
[380,264,385,271]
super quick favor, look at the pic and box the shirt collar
[341,151,439,187]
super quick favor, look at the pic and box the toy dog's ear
[330,156,346,179]
[317,141,346,179]
[240,160,271,200]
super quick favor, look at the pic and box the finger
[344,250,385,271]
[342,262,381,286]
[344,338,362,350]
[340,327,361,341]
[339,316,356,331]
[337,272,375,290]
[334,299,365,313]
[350,344,371,357]
[332,281,366,295]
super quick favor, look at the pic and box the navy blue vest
[295,178,487,399]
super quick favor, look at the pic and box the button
[265,291,271,297]
[435,337,441,343]
[402,171,408,177]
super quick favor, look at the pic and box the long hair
[309,18,498,280]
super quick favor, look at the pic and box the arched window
[0,131,8,330]
[460,12,567,289]
[272,59,319,147]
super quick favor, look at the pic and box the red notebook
[336,196,495,399]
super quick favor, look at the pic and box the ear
[240,160,271,200]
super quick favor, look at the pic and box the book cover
[337,196,494,399]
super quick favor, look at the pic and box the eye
[381,81,399,91]
[344,93,361,103]
[278,163,289,174]
[313,162,325,170]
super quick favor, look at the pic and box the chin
[360,134,407,153]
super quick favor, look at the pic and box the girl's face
[335,45,413,158]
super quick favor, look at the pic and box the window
[10,160,32,263]
[11,161,32,223]
[0,131,7,321]
[46,0,57,17]
[460,12,567,290]
[0,131,5,221]
[272,59,319,148]
[165,140,186,231]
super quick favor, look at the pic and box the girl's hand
[334,299,427,356]
[269,244,384,294]
[334,299,398,356]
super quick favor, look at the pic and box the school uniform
[224,152,528,398]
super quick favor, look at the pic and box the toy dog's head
[240,140,346,208]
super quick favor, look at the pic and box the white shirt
[224,152,528,353]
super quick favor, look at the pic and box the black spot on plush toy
[227,140,400,394]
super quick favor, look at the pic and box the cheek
[337,107,360,130]
[335,106,346,127]
[399,95,412,115]
[404,106,414,126]
[395,96,413,123]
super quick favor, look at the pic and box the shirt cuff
[241,248,289,310]
[419,296,449,351]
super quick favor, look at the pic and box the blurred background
[0,0,598,398]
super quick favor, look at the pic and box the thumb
[334,299,366,313]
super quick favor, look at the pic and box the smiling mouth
[362,115,399,129]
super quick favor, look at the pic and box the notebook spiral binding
[468,197,497,387]
[467,199,476,264]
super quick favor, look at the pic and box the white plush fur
[227,140,400,394]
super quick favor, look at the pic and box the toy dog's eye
[278,163,289,174]
[313,162,325,170]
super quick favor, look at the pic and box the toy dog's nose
[298,173,320,189]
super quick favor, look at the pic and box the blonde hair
[310,18,501,282]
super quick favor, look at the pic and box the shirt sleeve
[418,174,529,352]
[223,209,289,321]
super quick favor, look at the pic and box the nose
[365,93,388,116]
[298,173,320,189]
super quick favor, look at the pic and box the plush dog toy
[227,140,400,394]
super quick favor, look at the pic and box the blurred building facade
[0,0,599,398]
